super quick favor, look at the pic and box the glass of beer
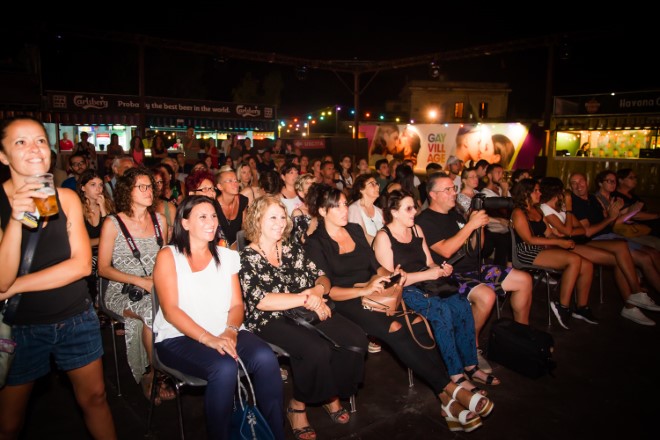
[32,173,59,217]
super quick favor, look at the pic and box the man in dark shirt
[416,172,533,373]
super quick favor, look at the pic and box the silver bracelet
[226,324,240,333]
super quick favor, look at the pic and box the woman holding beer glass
[0,116,116,439]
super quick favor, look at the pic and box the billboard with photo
[363,123,532,172]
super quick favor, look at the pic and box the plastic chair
[146,287,208,440]
[97,276,125,396]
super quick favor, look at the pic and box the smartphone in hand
[384,273,402,288]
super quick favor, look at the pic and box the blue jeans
[156,330,285,440]
[403,286,477,376]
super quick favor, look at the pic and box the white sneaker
[477,349,493,374]
[621,306,656,326]
[626,292,660,312]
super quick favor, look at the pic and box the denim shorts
[7,303,103,386]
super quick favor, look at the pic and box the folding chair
[146,288,208,440]
[97,276,125,396]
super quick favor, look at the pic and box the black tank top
[382,226,426,272]
[0,186,90,324]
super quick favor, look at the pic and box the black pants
[335,298,450,395]
[257,314,368,403]
[483,229,511,266]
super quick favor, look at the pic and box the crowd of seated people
[19,130,660,439]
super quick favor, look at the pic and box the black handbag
[488,318,555,378]
[282,299,364,354]
[282,299,335,326]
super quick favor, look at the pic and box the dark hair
[511,169,529,183]
[382,189,413,224]
[485,163,503,175]
[616,168,634,181]
[511,178,537,209]
[393,164,416,195]
[425,171,450,194]
[306,183,344,218]
[375,158,389,171]
[114,167,156,216]
[77,169,115,214]
[171,196,222,266]
[351,174,375,202]
[280,162,299,176]
[474,159,489,170]
[185,170,216,196]
[0,116,47,153]
[595,169,616,186]
[539,176,565,204]
[259,169,282,194]
[426,162,443,173]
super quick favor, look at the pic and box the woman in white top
[348,174,384,245]
[279,163,302,216]
[539,177,652,324]
[456,168,479,220]
[152,196,284,439]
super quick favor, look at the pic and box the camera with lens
[121,283,146,302]
[470,193,514,211]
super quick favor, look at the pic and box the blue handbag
[230,356,275,440]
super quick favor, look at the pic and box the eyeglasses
[366,180,379,187]
[154,180,164,186]
[134,184,153,192]
[71,162,86,168]
[431,185,458,194]
[195,186,216,194]
[221,179,239,184]
[603,179,616,184]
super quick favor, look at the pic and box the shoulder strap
[150,211,163,247]
[113,214,140,260]
[2,217,44,325]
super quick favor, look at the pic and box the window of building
[479,102,488,119]
[454,102,464,119]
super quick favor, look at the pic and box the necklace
[256,241,281,265]
[220,197,237,224]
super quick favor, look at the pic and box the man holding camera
[416,172,533,374]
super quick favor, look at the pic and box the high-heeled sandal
[455,376,487,396]
[441,398,482,433]
[286,406,316,440]
[322,403,350,424]
[464,365,500,386]
[451,385,494,418]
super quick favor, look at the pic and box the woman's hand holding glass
[9,180,47,221]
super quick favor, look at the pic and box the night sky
[4,14,658,121]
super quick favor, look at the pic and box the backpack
[487,318,555,378]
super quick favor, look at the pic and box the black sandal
[322,403,350,424]
[464,366,500,386]
[287,406,316,440]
